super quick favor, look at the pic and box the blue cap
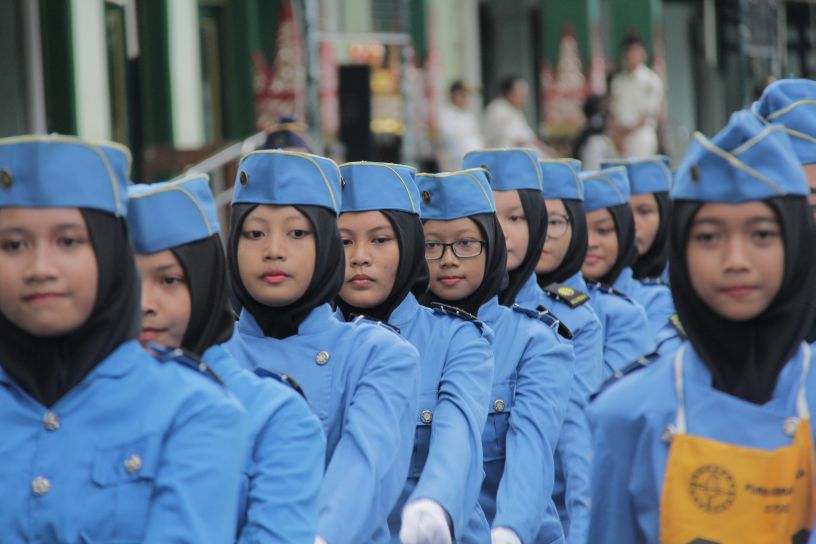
[127,174,220,254]
[580,167,631,212]
[0,134,131,216]
[232,150,342,215]
[339,161,420,215]
[416,168,496,221]
[751,78,816,165]
[462,148,542,191]
[538,158,583,200]
[601,156,672,194]
[674,110,807,202]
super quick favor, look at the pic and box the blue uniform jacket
[587,342,816,543]
[469,296,575,544]
[383,293,494,543]
[225,303,420,544]
[204,344,325,543]
[612,268,676,346]
[517,272,604,544]
[567,275,654,380]
[0,340,248,543]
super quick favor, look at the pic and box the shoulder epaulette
[591,352,658,401]
[640,277,668,287]
[668,314,686,339]
[254,368,307,400]
[586,280,630,299]
[543,282,590,308]
[430,302,478,322]
[152,346,225,386]
[350,313,401,335]
[509,304,574,340]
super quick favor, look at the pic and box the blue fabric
[600,156,672,194]
[416,169,496,220]
[380,293,494,543]
[538,159,584,201]
[339,162,420,215]
[587,343,815,543]
[203,344,325,543]
[580,167,630,213]
[0,340,247,542]
[516,272,604,544]
[460,297,575,544]
[565,275,654,380]
[0,134,130,216]
[233,150,342,215]
[462,148,543,191]
[127,175,220,253]
[612,267,676,348]
[752,78,816,165]
[224,303,420,544]
[673,110,808,202]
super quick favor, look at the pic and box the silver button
[315,351,330,365]
[661,425,678,443]
[124,454,143,474]
[493,399,506,413]
[783,417,800,437]
[420,410,433,424]
[43,411,60,431]
[31,476,51,496]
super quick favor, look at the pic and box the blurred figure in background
[437,81,484,172]
[573,95,617,170]
[484,76,554,156]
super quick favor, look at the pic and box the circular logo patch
[557,286,575,297]
[689,464,737,513]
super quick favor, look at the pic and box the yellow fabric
[659,411,815,543]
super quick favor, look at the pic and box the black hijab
[171,234,235,355]
[669,197,816,404]
[499,189,548,306]
[536,199,589,288]
[0,209,141,407]
[336,210,429,322]
[421,213,508,316]
[632,192,672,280]
[228,203,345,339]
[596,203,639,285]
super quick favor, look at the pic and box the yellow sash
[659,345,816,544]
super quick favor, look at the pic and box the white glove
[314,537,327,544]
[399,499,452,544]
[491,527,522,544]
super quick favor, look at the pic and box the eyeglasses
[425,239,486,260]
[546,213,571,239]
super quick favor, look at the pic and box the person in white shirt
[437,81,485,172]
[609,36,664,158]
[484,76,552,155]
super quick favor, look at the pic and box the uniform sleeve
[601,297,654,378]
[493,326,575,543]
[239,388,326,544]
[143,388,248,543]
[409,323,494,537]
[317,334,420,544]
[586,394,642,544]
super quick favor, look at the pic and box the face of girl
[338,211,400,308]
[135,250,191,348]
[237,205,316,307]
[424,218,487,301]
[0,208,98,336]
[493,190,529,272]
[630,192,660,255]
[687,201,784,321]
[536,199,572,274]
[583,208,618,280]
[804,164,816,221]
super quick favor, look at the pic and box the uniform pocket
[482,382,515,462]
[408,391,438,478]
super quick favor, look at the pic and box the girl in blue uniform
[127,175,326,543]
[0,135,247,542]
[334,162,493,544]
[223,150,420,544]
[588,111,816,543]
[416,168,575,544]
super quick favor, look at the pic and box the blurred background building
[2,0,815,187]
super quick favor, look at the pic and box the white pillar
[167,0,205,149]
[71,0,111,140]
